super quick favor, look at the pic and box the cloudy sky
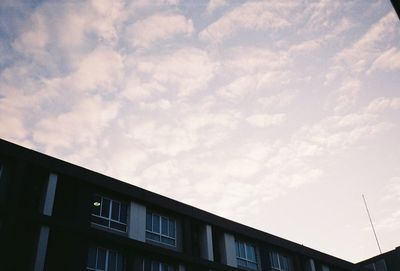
[1,0,400,262]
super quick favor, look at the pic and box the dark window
[87,246,125,271]
[269,251,293,271]
[143,259,175,271]
[235,239,258,270]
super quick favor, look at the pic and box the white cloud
[70,46,124,91]
[199,2,292,43]
[224,47,290,75]
[206,0,227,14]
[246,113,286,127]
[289,39,322,54]
[139,99,172,110]
[217,75,257,99]
[366,97,400,113]
[127,14,194,48]
[333,11,397,75]
[134,47,217,96]
[334,79,361,112]
[257,91,298,108]
[369,47,400,73]
[32,96,119,153]
[383,177,400,201]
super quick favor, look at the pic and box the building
[357,247,400,271]
[0,138,397,271]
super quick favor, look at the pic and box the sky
[0,0,400,263]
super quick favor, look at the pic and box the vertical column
[42,173,58,216]
[33,226,50,271]
[34,173,58,271]
[220,233,237,267]
[128,201,146,241]
[200,224,214,261]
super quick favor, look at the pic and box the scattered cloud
[0,0,399,262]
[127,14,194,48]
[246,113,286,128]
[199,2,294,43]
[366,97,400,113]
[206,0,227,14]
[32,96,119,153]
[368,47,400,73]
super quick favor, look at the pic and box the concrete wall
[128,201,146,241]
[33,226,50,271]
[220,232,237,267]
[42,173,58,216]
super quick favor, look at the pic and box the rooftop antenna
[362,194,382,254]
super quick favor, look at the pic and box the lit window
[269,251,293,271]
[146,211,176,247]
[235,240,258,270]
[143,260,175,271]
[91,195,128,232]
[87,246,125,271]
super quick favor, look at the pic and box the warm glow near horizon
[0,0,399,262]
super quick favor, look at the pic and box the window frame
[143,259,175,271]
[145,210,177,247]
[235,239,258,270]
[87,246,125,271]
[91,194,128,233]
[269,251,292,271]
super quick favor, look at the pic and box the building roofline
[0,138,355,268]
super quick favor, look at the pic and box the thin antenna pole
[362,194,382,254]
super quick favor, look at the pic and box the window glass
[374,260,387,271]
[146,211,176,247]
[120,203,128,223]
[117,253,124,271]
[87,247,96,269]
[97,248,106,269]
[101,198,110,217]
[108,250,117,271]
[246,244,256,261]
[144,260,175,271]
[91,195,128,232]
[235,240,257,270]
[146,213,152,231]
[87,246,124,271]
[168,220,175,237]
[161,217,168,235]
[153,214,160,233]
[111,201,120,220]
[92,195,101,216]
[270,251,292,271]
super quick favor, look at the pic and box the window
[146,211,176,247]
[269,251,293,271]
[87,246,125,271]
[91,195,128,232]
[143,260,175,271]
[321,265,330,271]
[235,240,258,270]
[364,259,387,271]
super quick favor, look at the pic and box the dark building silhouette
[0,138,398,271]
